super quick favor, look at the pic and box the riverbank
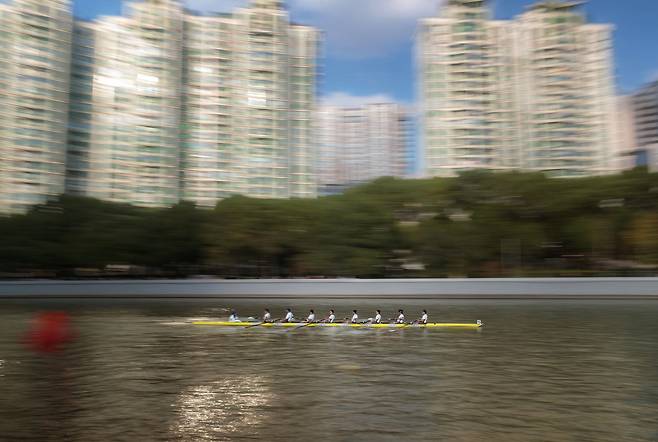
[0,278,657,299]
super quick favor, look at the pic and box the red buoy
[25,312,76,353]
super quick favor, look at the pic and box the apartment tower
[0,0,72,214]
[182,0,318,206]
[630,80,658,171]
[418,0,617,177]
[0,0,318,214]
[317,103,409,191]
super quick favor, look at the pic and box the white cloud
[184,0,445,58]
[293,0,445,57]
[321,92,397,107]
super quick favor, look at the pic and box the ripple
[0,300,657,441]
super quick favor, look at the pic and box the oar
[246,318,280,329]
[286,322,313,332]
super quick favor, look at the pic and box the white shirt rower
[327,310,336,323]
[420,310,428,324]
[284,309,294,323]
[307,310,316,322]
[229,311,240,322]
[351,310,359,323]
[396,310,405,324]
[263,309,271,322]
[374,310,382,324]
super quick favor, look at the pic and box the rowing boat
[193,321,483,329]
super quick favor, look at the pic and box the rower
[396,309,405,324]
[351,310,359,323]
[263,309,272,322]
[419,310,428,325]
[306,309,316,323]
[326,309,336,323]
[229,310,240,322]
[374,310,382,324]
[283,308,294,323]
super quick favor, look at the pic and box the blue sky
[72,0,658,106]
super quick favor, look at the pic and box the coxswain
[326,309,336,323]
[351,310,359,323]
[283,308,294,323]
[306,309,316,323]
[229,310,240,322]
[396,309,405,324]
[374,310,382,324]
[263,309,272,322]
[419,309,428,325]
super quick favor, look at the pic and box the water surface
[1,299,657,441]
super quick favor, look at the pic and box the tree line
[1,169,657,278]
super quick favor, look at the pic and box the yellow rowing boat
[193,321,483,329]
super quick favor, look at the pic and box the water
[1,299,658,441]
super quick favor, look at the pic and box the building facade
[615,95,638,170]
[317,103,409,192]
[85,0,184,208]
[632,80,658,149]
[1,0,318,214]
[181,0,318,207]
[418,0,618,178]
[65,21,96,196]
[629,80,658,172]
[0,0,72,214]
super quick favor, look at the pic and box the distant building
[317,103,409,192]
[622,80,658,171]
[632,80,658,149]
[417,0,618,178]
[615,95,638,171]
[0,0,73,214]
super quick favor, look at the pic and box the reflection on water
[0,299,657,441]
[173,376,274,440]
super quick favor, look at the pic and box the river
[1,299,657,441]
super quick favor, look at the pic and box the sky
[72,0,658,107]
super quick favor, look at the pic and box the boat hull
[193,321,482,329]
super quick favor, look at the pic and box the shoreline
[0,277,657,299]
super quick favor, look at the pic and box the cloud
[184,0,445,58]
[293,0,445,58]
[320,92,397,107]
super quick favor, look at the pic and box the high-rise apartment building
[65,21,96,196]
[84,0,184,208]
[418,0,618,178]
[317,103,409,191]
[0,0,72,214]
[632,80,658,149]
[615,95,638,170]
[182,0,318,207]
[629,80,658,172]
[1,0,318,214]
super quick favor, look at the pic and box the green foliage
[1,170,657,277]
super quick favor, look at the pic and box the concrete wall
[0,278,657,299]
